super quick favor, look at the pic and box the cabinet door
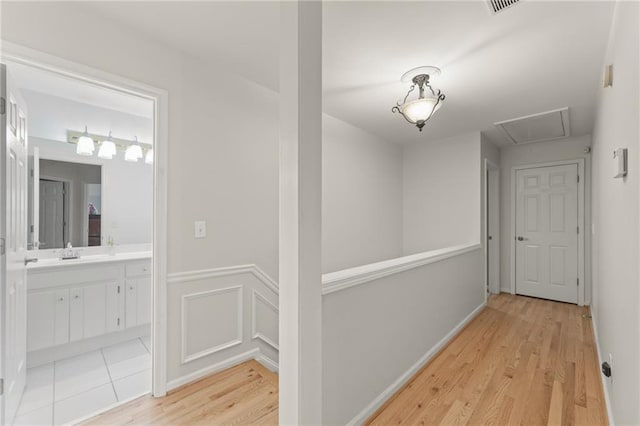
[82,283,108,338]
[106,282,123,333]
[125,280,138,328]
[27,289,69,351]
[54,289,70,345]
[137,276,151,326]
[69,287,83,342]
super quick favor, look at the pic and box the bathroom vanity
[26,251,152,366]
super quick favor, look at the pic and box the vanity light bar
[66,130,152,153]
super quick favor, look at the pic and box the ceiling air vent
[494,107,570,145]
[487,0,521,14]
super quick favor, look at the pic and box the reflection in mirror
[29,159,101,249]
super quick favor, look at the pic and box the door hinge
[577,174,580,183]
[0,97,5,115]
[0,237,5,256]
[117,285,120,294]
[0,378,4,396]
[577,226,580,234]
[577,278,580,287]
[117,317,120,326]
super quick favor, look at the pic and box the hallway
[367,294,607,425]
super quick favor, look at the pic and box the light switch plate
[194,221,206,239]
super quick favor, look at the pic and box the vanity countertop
[27,251,152,271]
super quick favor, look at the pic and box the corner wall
[322,115,403,273]
[591,2,640,424]
[402,132,482,255]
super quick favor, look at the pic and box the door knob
[24,257,39,265]
[517,236,528,241]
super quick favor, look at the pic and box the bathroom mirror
[28,158,102,249]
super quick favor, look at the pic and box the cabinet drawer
[126,261,151,277]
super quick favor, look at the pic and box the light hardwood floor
[366,293,607,425]
[84,294,606,426]
[82,360,278,425]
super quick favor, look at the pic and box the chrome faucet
[61,242,80,260]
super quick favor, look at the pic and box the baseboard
[256,352,279,373]
[590,309,615,426]
[166,348,279,392]
[347,302,487,425]
[167,348,260,391]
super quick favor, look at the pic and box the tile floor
[13,336,151,426]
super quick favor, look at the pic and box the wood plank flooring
[84,294,606,425]
[366,293,607,425]
[82,360,278,425]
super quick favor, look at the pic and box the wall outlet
[194,221,206,239]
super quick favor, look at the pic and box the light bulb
[76,126,95,156]
[145,149,154,164]
[98,132,116,159]
[125,137,143,162]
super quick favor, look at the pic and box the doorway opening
[1,45,168,426]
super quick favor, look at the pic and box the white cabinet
[125,261,152,328]
[27,288,69,351]
[27,257,150,354]
[69,282,121,342]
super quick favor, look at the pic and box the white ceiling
[323,0,614,145]
[80,1,614,146]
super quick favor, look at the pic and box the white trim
[590,309,615,426]
[509,159,586,305]
[251,289,279,350]
[167,348,260,391]
[483,158,500,299]
[168,264,279,295]
[180,285,243,364]
[321,243,481,296]
[0,41,170,397]
[347,302,487,426]
[256,352,279,373]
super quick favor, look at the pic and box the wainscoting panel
[252,290,279,350]
[167,264,279,387]
[181,286,243,363]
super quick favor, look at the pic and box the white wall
[22,89,153,145]
[498,135,592,299]
[32,137,153,247]
[322,248,484,424]
[402,132,481,255]
[591,2,640,424]
[322,114,403,273]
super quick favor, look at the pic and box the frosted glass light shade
[98,139,116,159]
[145,149,154,164]
[76,134,95,156]
[400,96,443,124]
[125,144,143,162]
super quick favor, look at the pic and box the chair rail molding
[321,242,482,295]
[167,264,279,294]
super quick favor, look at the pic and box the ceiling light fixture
[124,136,143,162]
[98,131,117,159]
[76,125,95,155]
[392,66,445,132]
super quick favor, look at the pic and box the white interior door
[39,180,64,249]
[0,63,29,425]
[515,164,578,304]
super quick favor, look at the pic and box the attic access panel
[494,107,570,145]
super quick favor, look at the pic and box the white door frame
[483,159,500,297]
[510,159,585,306]
[1,42,170,396]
